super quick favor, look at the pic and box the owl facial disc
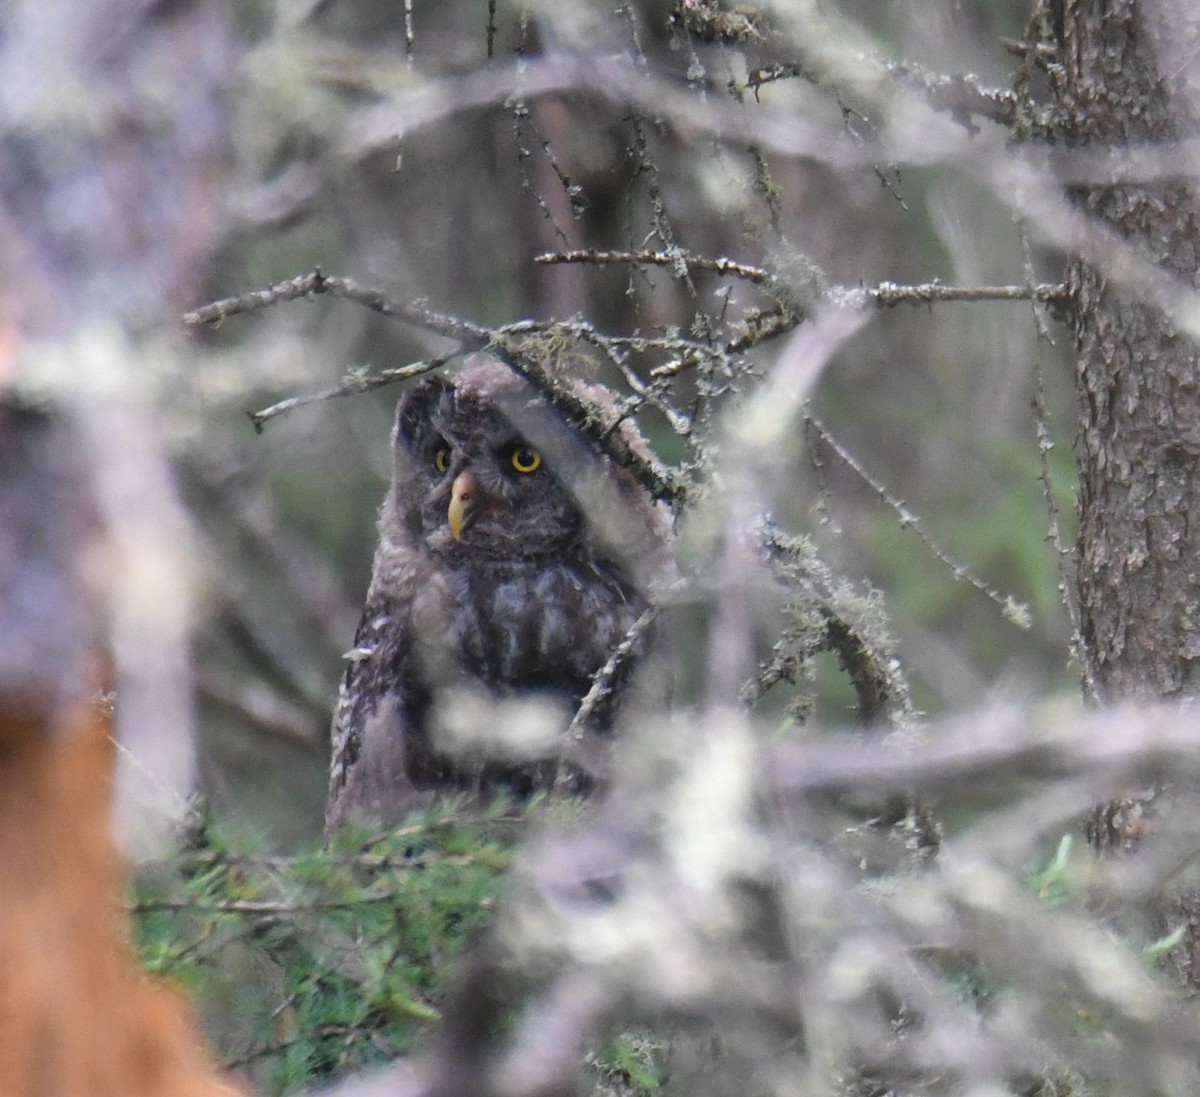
[448,470,475,540]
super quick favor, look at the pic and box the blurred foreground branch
[301,697,1200,1097]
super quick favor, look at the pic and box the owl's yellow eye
[510,446,541,474]
[435,446,451,473]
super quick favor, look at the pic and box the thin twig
[130,893,402,915]
[1018,224,1094,697]
[535,252,1069,309]
[879,56,1019,129]
[223,1022,371,1072]
[1000,36,1058,64]
[805,412,1032,628]
[868,280,1069,306]
[512,100,572,245]
[402,0,415,68]
[195,671,322,747]
[567,604,661,738]
[535,248,775,285]
[249,357,452,432]
[1031,367,1093,692]
[184,270,489,346]
[486,0,497,60]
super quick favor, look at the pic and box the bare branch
[535,247,777,286]
[312,697,1200,1097]
[565,603,662,739]
[1001,35,1059,66]
[879,56,1020,129]
[866,279,1070,307]
[536,250,1069,309]
[771,698,1200,806]
[249,357,453,432]
[805,412,1033,627]
[184,271,489,346]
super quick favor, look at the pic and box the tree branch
[248,357,453,432]
[183,270,489,346]
[536,250,1069,308]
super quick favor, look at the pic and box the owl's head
[389,359,589,560]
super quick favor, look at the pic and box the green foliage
[131,796,677,1097]
[590,1029,668,1096]
[1028,1070,1098,1097]
[1026,834,1079,911]
[130,800,523,1094]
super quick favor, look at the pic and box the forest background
[188,0,1076,839]
[6,0,1200,1095]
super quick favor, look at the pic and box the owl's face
[391,369,586,561]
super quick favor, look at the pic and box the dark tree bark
[1053,0,1200,702]
[1052,0,1200,986]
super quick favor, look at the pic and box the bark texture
[1053,0,1200,988]
[1053,0,1200,701]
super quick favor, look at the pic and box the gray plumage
[325,357,671,832]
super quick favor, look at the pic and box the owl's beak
[448,470,475,540]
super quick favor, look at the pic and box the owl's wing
[324,593,427,833]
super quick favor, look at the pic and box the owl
[324,356,671,832]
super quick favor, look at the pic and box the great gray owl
[324,356,671,832]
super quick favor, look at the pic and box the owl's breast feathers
[327,550,646,818]
[448,553,645,696]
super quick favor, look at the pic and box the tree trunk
[1053,0,1200,701]
[1052,0,1200,985]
